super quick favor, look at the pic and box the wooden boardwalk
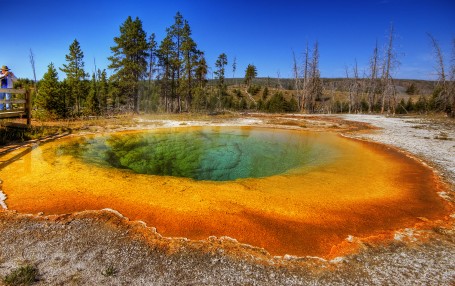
[0,88,31,126]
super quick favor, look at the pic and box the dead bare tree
[450,39,455,117]
[428,33,446,83]
[344,62,360,114]
[307,41,322,113]
[292,50,302,110]
[302,42,310,112]
[367,41,379,113]
[428,33,454,116]
[345,66,353,113]
[352,60,362,113]
[291,43,313,113]
[381,23,398,114]
[29,49,37,93]
[276,71,283,90]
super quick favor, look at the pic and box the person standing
[0,65,16,110]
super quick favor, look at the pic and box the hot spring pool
[54,127,337,181]
[0,126,449,257]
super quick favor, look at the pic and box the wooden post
[26,89,32,126]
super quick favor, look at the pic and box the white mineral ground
[0,114,454,285]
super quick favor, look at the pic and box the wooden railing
[0,88,31,126]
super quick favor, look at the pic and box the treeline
[28,13,277,119]
[19,14,455,118]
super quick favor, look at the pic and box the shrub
[287,97,299,112]
[101,265,118,277]
[3,265,39,286]
[247,84,261,96]
[265,92,286,113]
[406,83,419,95]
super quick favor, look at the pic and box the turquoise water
[55,127,335,181]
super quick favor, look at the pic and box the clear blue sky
[2,0,454,81]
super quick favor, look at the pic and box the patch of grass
[0,124,69,145]
[434,132,451,140]
[3,264,39,286]
[411,125,425,129]
[101,265,118,277]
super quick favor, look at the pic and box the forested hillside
[12,12,455,119]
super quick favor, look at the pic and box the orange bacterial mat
[0,127,450,257]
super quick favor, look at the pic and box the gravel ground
[0,209,453,286]
[0,114,454,285]
[340,114,455,188]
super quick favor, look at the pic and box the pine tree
[262,86,269,100]
[108,16,149,113]
[148,33,158,86]
[157,34,175,112]
[192,52,208,111]
[214,53,228,110]
[36,63,64,118]
[146,33,158,112]
[232,56,237,86]
[406,83,418,95]
[244,64,257,86]
[396,98,407,114]
[405,97,414,112]
[239,97,247,110]
[169,12,185,112]
[180,21,199,111]
[195,52,208,88]
[86,73,100,115]
[60,39,87,115]
[415,95,428,113]
[59,79,71,117]
[267,92,286,113]
[288,97,299,112]
[155,12,204,113]
[215,53,228,89]
[98,69,109,113]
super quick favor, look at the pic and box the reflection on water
[54,127,336,181]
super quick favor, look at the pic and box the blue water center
[56,127,334,181]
